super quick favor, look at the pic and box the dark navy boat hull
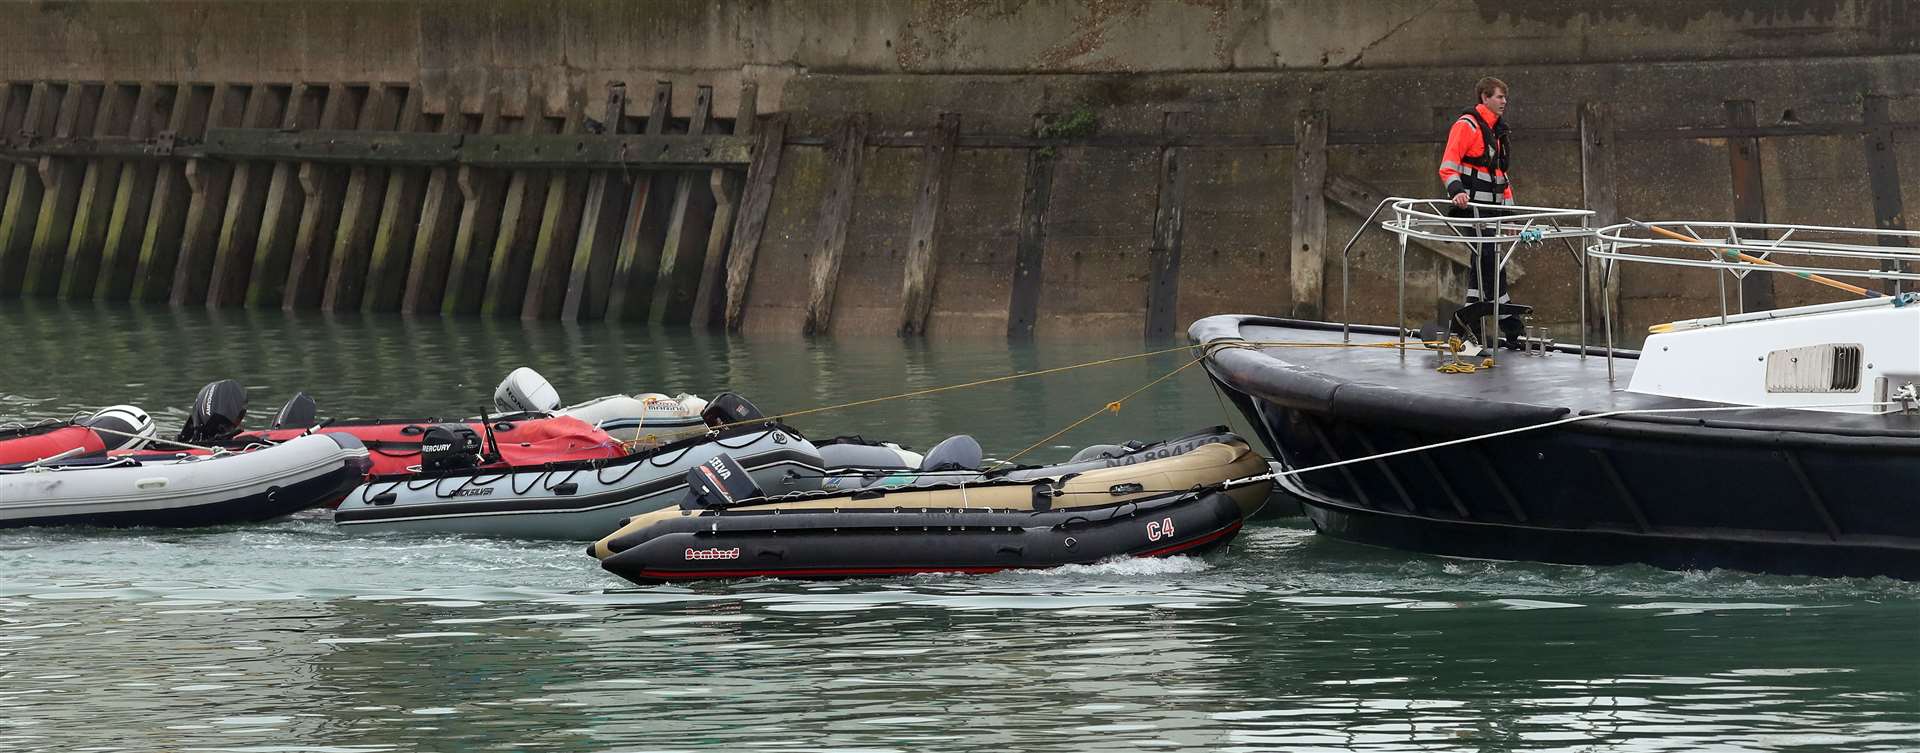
[1197,315,1920,580]
[599,491,1248,584]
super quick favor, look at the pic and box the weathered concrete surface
[766,52,1920,339]
[739,145,828,335]
[7,1,1916,117]
[3,1,1919,340]
[923,148,1025,336]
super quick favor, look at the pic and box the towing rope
[1220,399,1908,490]
[715,339,1449,431]
[991,355,1211,470]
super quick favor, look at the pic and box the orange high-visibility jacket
[1438,103,1513,205]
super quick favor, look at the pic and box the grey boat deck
[1227,317,1917,437]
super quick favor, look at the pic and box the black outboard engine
[419,423,485,471]
[701,392,766,427]
[271,391,319,430]
[177,379,248,443]
[679,453,764,510]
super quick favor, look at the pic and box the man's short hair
[1476,77,1509,101]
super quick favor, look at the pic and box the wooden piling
[0,84,30,231]
[649,86,717,324]
[604,81,678,321]
[722,112,786,332]
[205,84,291,307]
[172,84,255,305]
[691,82,757,330]
[1145,111,1189,339]
[561,82,631,321]
[441,86,507,315]
[480,82,552,318]
[282,83,367,310]
[1862,95,1909,294]
[1724,100,1774,312]
[359,84,432,312]
[94,83,169,301]
[1005,115,1056,340]
[244,84,325,308]
[322,82,409,311]
[24,82,101,296]
[0,82,60,297]
[131,83,213,303]
[898,112,960,337]
[1579,101,1619,334]
[520,88,592,320]
[1288,108,1328,322]
[804,113,869,336]
[401,85,473,315]
[54,83,136,298]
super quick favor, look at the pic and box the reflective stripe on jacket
[1438,103,1513,205]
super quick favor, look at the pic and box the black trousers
[1449,205,1522,343]
[1449,206,1508,305]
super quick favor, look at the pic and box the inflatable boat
[159,380,626,479]
[587,431,1273,583]
[0,433,371,528]
[494,367,711,445]
[0,406,156,465]
[332,412,900,539]
[154,369,711,476]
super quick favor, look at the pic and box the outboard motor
[79,405,155,452]
[494,367,561,414]
[271,391,319,430]
[177,379,248,443]
[701,392,766,427]
[418,423,485,471]
[679,453,764,510]
[919,434,984,473]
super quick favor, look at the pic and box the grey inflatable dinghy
[332,419,914,539]
[0,434,371,528]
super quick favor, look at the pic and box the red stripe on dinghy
[633,521,1248,580]
[637,565,1011,580]
[1137,520,1243,558]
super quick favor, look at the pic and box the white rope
[1227,400,1906,488]
[83,425,225,455]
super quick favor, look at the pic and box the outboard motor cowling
[919,434,984,473]
[80,405,155,452]
[701,392,765,427]
[177,379,248,443]
[494,367,561,414]
[678,453,764,510]
[271,391,319,430]
[419,424,485,471]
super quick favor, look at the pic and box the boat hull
[1196,314,1920,580]
[600,492,1249,584]
[0,434,371,528]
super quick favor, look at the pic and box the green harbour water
[0,300,1916,752]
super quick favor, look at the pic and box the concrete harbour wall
[0,0,1916,342]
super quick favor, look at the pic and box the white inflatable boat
[0,433,372,528]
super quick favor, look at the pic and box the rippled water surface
[1,301,1916,752]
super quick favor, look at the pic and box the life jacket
[1446,105,1511,205]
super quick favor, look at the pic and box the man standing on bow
[1438,76,1523,347]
